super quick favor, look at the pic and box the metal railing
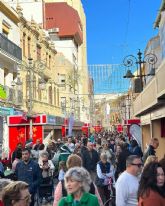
[0,33,22,61]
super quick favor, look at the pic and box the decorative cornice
[0,1,19,24]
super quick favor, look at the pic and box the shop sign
[0,85,7,100]
[0,107,14,116]
[47,115,56,125]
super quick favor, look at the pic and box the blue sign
[0,107,14,116]
[47,115,56,125]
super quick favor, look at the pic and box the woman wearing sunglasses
[138,162,165,206]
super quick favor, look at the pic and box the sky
[81,0,162,65]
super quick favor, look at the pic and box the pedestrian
[53,154,103,206]
[65,137,75,153]
[58,161,67,181]
[38,151,55,178]
[96,153,115,206]
[11,143,23,163]
[138,162,165,206]
[15,148,42,206]
[143,138,159,163]
[58,167,100,206]
[115,142,131,179]
[159,154,165,173]
[144,155,158,168]
[99,141,114,163]
[12,149,22,172]
[33,139,41,151]
[0,179,12,206]
[116,155,143,206]
[81,141,99,181]
[2,181,31,206]
[129,139,143,157]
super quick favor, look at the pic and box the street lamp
[123,49,157,92]
[19,57,47,139]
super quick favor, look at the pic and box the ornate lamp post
[18,58,46,139]
[123,49,157,92]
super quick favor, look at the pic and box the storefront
[0,107,14,158]
[7,114,47,156]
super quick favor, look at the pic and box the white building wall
[54,39,77,64]
[0,4,21,86]
[5,0,43,25]
[0,9,20,46]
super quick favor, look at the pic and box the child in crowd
[58,161,67,181]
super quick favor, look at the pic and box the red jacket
[138,189,165,206]
[0,200,4,206]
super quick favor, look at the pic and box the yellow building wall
[152,119,165,160]
[18,12,61,116]
[142,125,151,152]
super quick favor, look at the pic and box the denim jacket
[15,159,42,194]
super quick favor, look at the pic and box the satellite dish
[129,124,142,146]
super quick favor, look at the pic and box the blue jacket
[15,159,42,194]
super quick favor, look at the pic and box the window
[46,53,48,66]
[36,44,41,60]
[48,86,52,104]
[58,74,66,85]
[57,88,59,106]
[49,55,51,68]
[23,33,26,57]
[54,87,56,106]
[38,83,41,101]
[26,73,30,99]
[4,68,8,86]
[28,37,31,58]
[61,97,66,113]
[33,76,36,99]
[2,21,10,37]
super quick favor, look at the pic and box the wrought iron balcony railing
[0,33,22,61]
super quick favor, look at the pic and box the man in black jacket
[81,141,99,181]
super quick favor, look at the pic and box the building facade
[0,0,22,156]
[133,0,165,159]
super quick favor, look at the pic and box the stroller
[37,175,54,204]
[37,159,55,205]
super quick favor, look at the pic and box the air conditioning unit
[48,28,59,33]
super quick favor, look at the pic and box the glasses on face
[131,163,143,168]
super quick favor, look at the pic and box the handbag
[95,176,104,187]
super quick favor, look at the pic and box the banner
[68,113,74,137]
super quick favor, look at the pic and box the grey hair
[100,153,107,161]
[0,179,12,192]
[126,155,141,167]
[39,151,49,158]
[64,167,92,192]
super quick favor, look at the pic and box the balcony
[133,60,165,116]
[0,33,22,61]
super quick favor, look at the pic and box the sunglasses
[131,163,143,168]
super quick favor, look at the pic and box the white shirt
[116,171,139,206]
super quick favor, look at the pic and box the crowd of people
[0,130,165,206]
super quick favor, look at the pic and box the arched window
[49,86,52,104]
